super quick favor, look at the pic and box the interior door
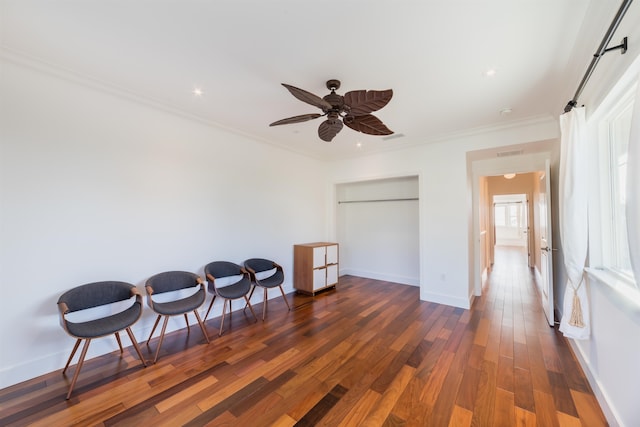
[538,160,554,326]
[524,199,531,267]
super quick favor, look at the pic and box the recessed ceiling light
[192,87,203,97]
[484,68,497,77]
[500,108,512,115]
[356,142,362,148]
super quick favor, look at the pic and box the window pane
[495,206,505,227]
[608,100,633,277]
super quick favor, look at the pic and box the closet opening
[336,175,420,287]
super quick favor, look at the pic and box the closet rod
[564,0,633,113]
[338,197,419,204]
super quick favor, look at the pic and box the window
[596,83,636,287]
[493,197,527,245]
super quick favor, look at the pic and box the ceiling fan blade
[282,83,333,110]
[343,114,393,136]
[343,89,393,116]
[269,113,323,126]
[318,119,343,142]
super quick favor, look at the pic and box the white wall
[336,176,419,285]
[327,119,560,309]
[572,273,640,426]
[0,60,328,388]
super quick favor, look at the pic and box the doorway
[469,142,555,320]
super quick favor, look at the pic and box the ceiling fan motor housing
[322,92,346,114]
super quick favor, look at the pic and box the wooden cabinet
[294,242,339,295]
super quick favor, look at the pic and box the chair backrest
[57,281,134,313]
[145,271,200,294]
[204,261,244,279]
[244,258,276,274]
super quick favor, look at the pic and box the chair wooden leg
[115,331,124,353]
[262,288,268,320]
[62,339,82,374]
[204,295,216,321]
[152,316,169,364]
[125,327,147,367]
[193,310,210,344]
[278,285,291,311]
[146,315,161,345]
[65,338,91,400]
[244,285,256,312]
[244,295,258,322]
[219,300,228,336]
[184,313,191,333]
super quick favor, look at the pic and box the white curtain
[627,82,640,288]
[559,106,590,340]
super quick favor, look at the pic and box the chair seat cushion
[256,270,284,288]
[215,278,251,299]
[152,289,205,315]
[65,303,141,338]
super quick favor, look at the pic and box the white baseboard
[339,269,471,309]
[567,339,621,427]
[339,268,419,287]
[420,289,471,309]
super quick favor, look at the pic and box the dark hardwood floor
[0,247,607,426]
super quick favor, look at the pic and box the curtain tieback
[569,280,585,328]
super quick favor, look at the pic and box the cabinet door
[312,246,326,269]
[326,244,338,264]
[326,264,338,286]
[313,267,326,290]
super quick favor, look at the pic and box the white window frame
[596,85,635,282]
[587,69,640,305]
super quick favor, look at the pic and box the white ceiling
[0,1,617,160]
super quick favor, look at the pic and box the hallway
[482,245,606,426]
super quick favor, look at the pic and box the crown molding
[0,46,319,160]
[1,46,560,163]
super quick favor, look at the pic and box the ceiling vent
[496,149,524,157]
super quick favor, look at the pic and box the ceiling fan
[269,79,394,142]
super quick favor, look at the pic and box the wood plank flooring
[0,247,607,426]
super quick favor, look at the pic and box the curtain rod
[564,0,633,113]
[338,198,419,204]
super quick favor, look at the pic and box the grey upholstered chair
[204,261,257,336]
[145,271,209,363]
[57,281,146,399]
[244,258,291,320]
